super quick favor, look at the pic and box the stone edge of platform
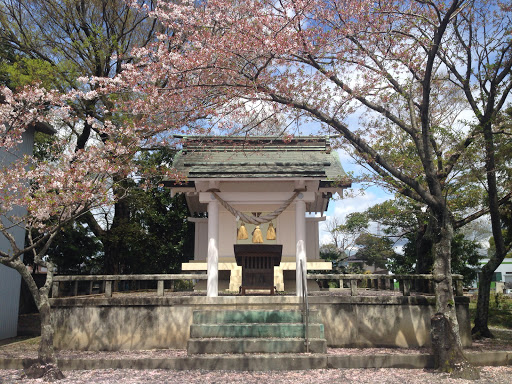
[1,351,511,371]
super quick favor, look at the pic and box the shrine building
[167,136,351,297]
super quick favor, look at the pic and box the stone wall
[309,296,471,348]
[51,295,471,351]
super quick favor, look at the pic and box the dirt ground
[1,329,512,384]
[1,366,512,384]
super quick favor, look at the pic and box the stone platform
[50,294,471,351]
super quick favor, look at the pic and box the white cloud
[332,192,388,217]
[319,232,332,245]
[319,190,392,245]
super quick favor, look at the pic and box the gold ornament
[266,222,276,240]
[252,225,263,243]
[237,223,248,240]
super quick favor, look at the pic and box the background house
[475,258,512,293]
[0,122,54,340]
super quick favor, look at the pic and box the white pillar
[295,197,307,296]
[207,199,219,297]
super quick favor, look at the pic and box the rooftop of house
[32,121,56,135]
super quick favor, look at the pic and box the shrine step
[187,309,327,355]
[187,337,327,354]
[192,310,321,324]
[190,323,324,339]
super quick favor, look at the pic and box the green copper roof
[171,136,349,184]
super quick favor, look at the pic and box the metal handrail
[300,259,310,353]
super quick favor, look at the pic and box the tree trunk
[472,119,508,338]
[415,219,434,293]
[430,209,479,379]
[78,179,131,276]
[472,269,493,338]
[103,193,131,275]
[11,262,65,381]
[24,300,63,380]
[431,313,479,379]
[37,300,56,364]
[102,237,120,275]
[432,211,459,343]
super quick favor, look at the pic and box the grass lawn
[468,293,512,349]
[468,293,512,329]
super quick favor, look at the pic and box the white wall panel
[0,128,34,339]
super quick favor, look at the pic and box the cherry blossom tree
[3,0,508,378]
[0,84,148,379]
[0,0,168,274]
[98,0,512,376]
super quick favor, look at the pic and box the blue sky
[291,116,396,244]
[318,147,395,245]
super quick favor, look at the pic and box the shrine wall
[192,206,322,260]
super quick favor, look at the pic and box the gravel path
[1,367,512,384]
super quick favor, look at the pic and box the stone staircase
[187,309,327,355]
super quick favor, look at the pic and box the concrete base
[50,295,471,351]
[2,351,511,371]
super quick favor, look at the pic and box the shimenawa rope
[211,191,300,224]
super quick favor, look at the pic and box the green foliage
[0,40,69,90]
[319,243,347,272]
[173,279,194,292]
[358,198,483,284]
[365,198,422,236]
[45,184,193,275]
[450,233,482,286]
[353,233,396,270]
[345,262,365,274]
[493,293,507,311]
[32,131,65,162]
[401,231,481,285]
[492,107,512,190]
[469,295,512,329]
[46,223,103,274]
[24,223,103,274]
[118,187,193,274]
[399,232,429,273]
[0,56,63,89]
[488,200,512,259]
[337,212,369,234]
[36,148,194,275]
[98,148,194,274]
[387,237,417,274]
[356,199,423,274]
